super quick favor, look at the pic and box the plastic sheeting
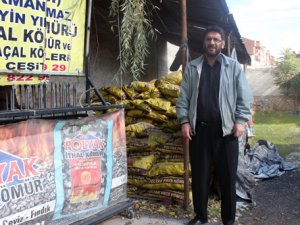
[236,137,297,201]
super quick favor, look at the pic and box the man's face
[203,32,225,57]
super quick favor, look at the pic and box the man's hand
[181,123,193,140]
[232,123,245,137]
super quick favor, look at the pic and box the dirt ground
[236,150,300,225]
[96,150,300,225]
[237,167,300,225]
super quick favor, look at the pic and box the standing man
[176,26,253,225]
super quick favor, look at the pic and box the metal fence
[0,80,122,122]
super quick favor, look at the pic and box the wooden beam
[181,0,190,211]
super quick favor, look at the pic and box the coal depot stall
[0,0,252,223]
[0,0,132,224]
[94,0,251,210]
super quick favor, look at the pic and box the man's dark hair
[203,25,226,40]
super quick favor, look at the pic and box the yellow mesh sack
[135,117,156,125]
[156,82,180,98]
[123,85,139,100]
[143,176,190,191]
[129,155,158,171]
[91,87,108,102]
[132,99,152,112]
[128,175,148,187]
[157,142,184,154]
[106,86,126,99]
[136,88,162,99]
[162,106,177,118]
[127,150,161,158]
[146,111,168,123]
[126,122,155,138]
[165,96,178,105]
[126,138,155,151]
[145,98,172,111]
[120,99,135,110]
[127,109,147,118]
[159,71,182,85]
[147,162,186,177]
[157,153,184,163]
[147,128,173,145]
[131,81,155,92]
[162,119,180,131]
[104,95,118,104]
[125,116,137,126]
[128,185,141,194]
[142,189,193,205]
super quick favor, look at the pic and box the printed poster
[0,109,128,225]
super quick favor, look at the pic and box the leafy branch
[110,0,156,80]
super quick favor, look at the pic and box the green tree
[272,48,300,109]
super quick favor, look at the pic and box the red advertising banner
[0,109,128,225]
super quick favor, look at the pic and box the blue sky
[226,0,300,58]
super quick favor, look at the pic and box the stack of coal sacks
[92,71,192,205]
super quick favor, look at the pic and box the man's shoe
[186,218,207,225]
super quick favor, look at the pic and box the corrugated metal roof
[95,0,251,65]
[151,0,251,65]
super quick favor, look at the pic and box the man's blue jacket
[176,53,253,136]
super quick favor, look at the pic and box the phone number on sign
[4,75,48,82]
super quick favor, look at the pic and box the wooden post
[85,0,93,104]
[227,33,231,56]
[181,0,190,210]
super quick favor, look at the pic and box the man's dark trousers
[189,123,239,225]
